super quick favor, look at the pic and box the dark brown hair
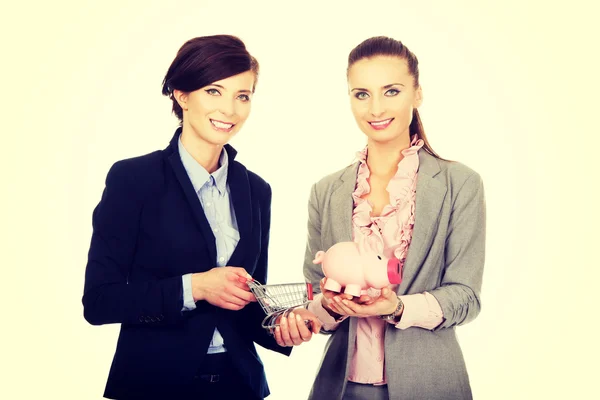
[161,35,259,124]
[348,36,442,159]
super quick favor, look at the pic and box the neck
[180,124,222,174]
[366,133,411,177]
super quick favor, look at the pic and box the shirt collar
[178,134,229,196]
[356,134,424,164]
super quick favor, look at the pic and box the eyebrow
[351,83,405,92]
[209,84,252,94]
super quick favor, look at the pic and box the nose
[369,96,385,118]
[219,99,236,118]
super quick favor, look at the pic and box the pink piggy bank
[313,241,402,297]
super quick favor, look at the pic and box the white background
[2,0,599,399]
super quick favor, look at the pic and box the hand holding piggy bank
[313,241,402,297]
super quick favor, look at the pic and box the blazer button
[145,317,151,323]
[150,317,156,322]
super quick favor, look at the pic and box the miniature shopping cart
[247,280,314,334]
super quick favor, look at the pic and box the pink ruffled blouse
[308,135,444,385]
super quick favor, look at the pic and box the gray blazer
[303,150,486,400]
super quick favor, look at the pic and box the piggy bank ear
[313,251,325,264]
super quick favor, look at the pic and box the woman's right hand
[320,278,375,318]
[191,267,257,310]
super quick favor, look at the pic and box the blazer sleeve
[82,161,185,326]
[429,172,486,330]
[302,183,325,294]
[239,183,292,356]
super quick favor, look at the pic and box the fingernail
[281,317,287,325]
[289,312,295,319]
[296,314,302,321]
[342,300,348,305]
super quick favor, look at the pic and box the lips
[210,119,235,132]
[368,118,394,130]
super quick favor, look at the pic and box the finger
[323,300,338,314]
[334,293,354,302]
[274,326,286,347]
[327,303,344,315]
[382,289,397,302]
[279,313,293,346]
[338,293,354,301]
[323,291,338,302]
[227,271,249,283]
[295,313,313,341]
[333,297,355,315]
[357,295,373,304]
[228,286,257,303]
[340,298,364,314]
[218,301,246,311]
[235,276,252,286]
[220,292,250,307]
[310,317,322,333]
[230,267,252,280]
[287,312,303,345]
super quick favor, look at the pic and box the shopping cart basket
[247,280,314,333]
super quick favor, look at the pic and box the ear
[414,85,423,108]
[313,251,325,264]
[173,89,189,111]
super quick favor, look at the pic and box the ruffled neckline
[351,135,424,257]
[353,135,423,218]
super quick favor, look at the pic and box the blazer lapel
[166,131,217,264]
[398,151,447,294]
[226,151,251,267]
[328,164,359,245]
[329,164,359,356]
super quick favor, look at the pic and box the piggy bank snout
[387,257,402,284]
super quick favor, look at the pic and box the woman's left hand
[331,287,400,318]
[274,308,322,347]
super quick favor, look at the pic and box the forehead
[211,70,255,90]
[348,56,412,88]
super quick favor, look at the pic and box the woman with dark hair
[82,35,320,400]
[303,36,486,400]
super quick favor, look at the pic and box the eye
[205,88,221,96]
[385,88,400,96]
[377,256,382,260]
[355,91,369,100]
[237,94,250,102]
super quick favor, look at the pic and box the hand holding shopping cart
[247,280,322,346]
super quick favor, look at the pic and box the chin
[205,134,235,147]
[193,125,237,146]
[365,132,400,144]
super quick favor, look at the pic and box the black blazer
[83,128,290,399]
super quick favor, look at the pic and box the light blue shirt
[178,136,240,354]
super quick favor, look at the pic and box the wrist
[384,299,399,315]
[191,272,205,301]
[379,296,404,321]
